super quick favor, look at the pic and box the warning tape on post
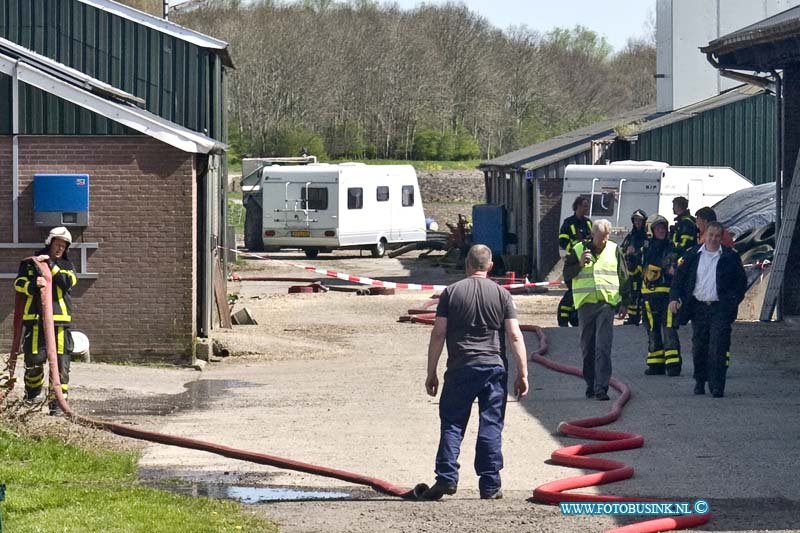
[220,247,563,292]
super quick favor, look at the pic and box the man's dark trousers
[691,301,732,394]
[435,364,507,497]
[577,301,615,396]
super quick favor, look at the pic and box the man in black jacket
[557,196,592,327]
[669,222,746,398]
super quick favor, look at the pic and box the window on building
[348,187,363,209]
[591,190,616,217]
[301,187,329,210]
[377,186,390,202]
[402,185,414,207]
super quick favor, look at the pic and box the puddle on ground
[75,379,260,417]
[148,481,352,502]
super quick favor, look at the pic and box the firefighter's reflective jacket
[559,215,593,253]
[14,249,77,326]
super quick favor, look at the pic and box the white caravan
[254,163,426,258]
[560,161,753,239]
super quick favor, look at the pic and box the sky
[383,0,657,52]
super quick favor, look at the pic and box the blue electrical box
[33,174,90,227]
[472,204,506,256]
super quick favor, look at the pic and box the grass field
[0,427,276,532]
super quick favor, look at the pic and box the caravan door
[688,179,704,211]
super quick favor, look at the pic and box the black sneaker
[694,382,705,395]
[644,366,665,375]
[711,389,724,398]
[666,367,681,377]
[595,391,610,401]
[481,489,503,500]
[585,385,595,399]
[419,482,457,500]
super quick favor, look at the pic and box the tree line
[131,0,656,162]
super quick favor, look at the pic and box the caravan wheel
[371,239,387,258]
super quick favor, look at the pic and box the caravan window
[402,185,415,207]
[301,187,328,210]
[347,188,363,209]
[377,186,390,202]
[591,190,616,217]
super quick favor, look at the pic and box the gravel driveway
[58,250,800,532]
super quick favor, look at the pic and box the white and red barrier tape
[220,247,564,292]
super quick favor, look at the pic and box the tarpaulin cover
[712,183,775,238]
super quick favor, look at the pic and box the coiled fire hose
[8,260,713,530]
[15,257,419,499]
[402,299,711,533]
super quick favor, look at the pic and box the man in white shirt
[669,223,746,397]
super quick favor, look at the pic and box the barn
[0,0,232,362]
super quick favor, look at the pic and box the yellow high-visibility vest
[571,241,621,309]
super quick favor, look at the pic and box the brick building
[0,1,231,362]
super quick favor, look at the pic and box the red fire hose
[401,302,710,533]
[9,263,712,530]
[23,257,420,499]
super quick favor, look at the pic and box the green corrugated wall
[631,92,776,184]
[0,0,225,140]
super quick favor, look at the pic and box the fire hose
[402,302,710,533]
[9,257,422,499]
[6,259,711,530]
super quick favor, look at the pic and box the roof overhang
[0,53,226,154]
[701,10,800,70]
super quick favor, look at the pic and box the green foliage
[412,127,479,161]
[0,428,276,532]
[226,124,249,165]
[437,129,456,161]
[546,25,613,61]
[412,127,440,160]
[227,191,245,236]
[325,120,368,159]
[264,126,328,160]
[453,126,480,160]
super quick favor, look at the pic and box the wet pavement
[74,379,260,418]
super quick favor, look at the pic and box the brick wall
[0,136,197,362]
[538,178,564,278]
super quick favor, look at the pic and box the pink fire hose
[402,301,710,533]
[24,257,421,499]
[11,261,712,529]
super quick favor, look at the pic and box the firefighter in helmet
[14,227,77,415]
[641,214,682,376]
[557,196,592,327]
[621,209,647,325]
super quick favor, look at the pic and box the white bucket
[71,330,90,356]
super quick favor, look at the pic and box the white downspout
[12,60,19,243]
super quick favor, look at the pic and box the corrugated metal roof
[701,5,800,57]
[480,85,764,171]
[0,50,225,153]
[78,0,234,67]
[481,105,657,169]
[0,36,143,105]
[0,0,228,140]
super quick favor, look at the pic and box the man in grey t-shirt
[421,244,529,500]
